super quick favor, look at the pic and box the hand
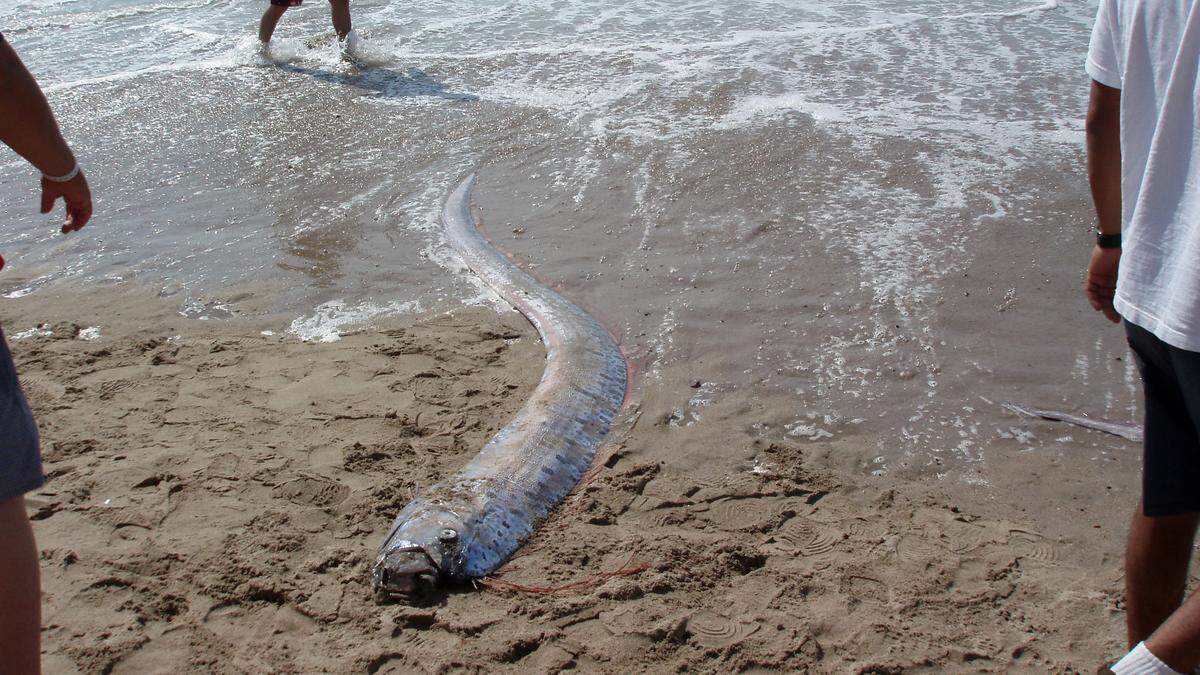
[40,170,91,233]
[1085,244,1121,323]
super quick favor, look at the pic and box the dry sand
[9,286,1142,673]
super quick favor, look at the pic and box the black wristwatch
[1096,229,1122,249]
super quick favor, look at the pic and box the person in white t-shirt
[1086,1,1200,672]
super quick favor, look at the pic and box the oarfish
[372,174,628,601]
[1002,402,1143,442]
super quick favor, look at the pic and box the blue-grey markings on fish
[372,174,628,601]
[1003,402,1143,442]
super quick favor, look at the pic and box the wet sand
[10,286,1141,672]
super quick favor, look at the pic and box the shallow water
[0,0,1134,495]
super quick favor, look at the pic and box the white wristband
[42,163,80,183]
[1112,642,1182,675]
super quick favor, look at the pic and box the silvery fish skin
[1003,402,1143,442]
[372,174,627,601]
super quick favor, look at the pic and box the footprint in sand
[271,475,350,508]
[95,378,137,401]
[766,519,843,562]
[967,634,1004,659]
[771,497,812,522]
[799,529,843,557]
[19,374,65,409]
[689,471,764,502]
[843,574,887,600]
[205,452,242,480]
[598,606,646,635]
[839,518,869,538]
[647,507,693,529]
[895,533,941,563]
[110,523,155,544]
[1007,529,1059,564]
[395,627,459,657]
[939,520,986,554]
[708,495,814,533]
[686,611,760,648]
[203,601,245,626]
[362,654,422,674]
[707,497,775,531]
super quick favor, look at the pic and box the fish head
[373,546,440,601]
[372,508,467,602]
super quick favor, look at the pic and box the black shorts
[1126,321,1200,517]
[0,328,41,503]
[270,0,302,6]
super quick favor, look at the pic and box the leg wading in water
[258,2,291,43]
[259,0,352,44]
[330,0,352,40]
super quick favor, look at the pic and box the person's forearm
[0,38,76,176]
[1086,81,1122,235]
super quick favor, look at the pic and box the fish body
[372,175,627,600]
[1003,402,1143,442]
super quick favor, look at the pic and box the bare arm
[1084,80,1122,323]
[0,36,91,232]
[1087,80,1122,235]
[0,37,75,176]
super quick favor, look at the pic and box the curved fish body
[372,174,628,600]
[1003,402,1143,442]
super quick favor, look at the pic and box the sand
[3,284,1145,673]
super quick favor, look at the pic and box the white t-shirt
[1087,0,1200,351]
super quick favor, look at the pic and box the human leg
[0,496,40,675]
[1124,505,1200,646]
[1137,329,1200,670]
[329,0,352,40]
[1123,322,1200,647]
[259,3,291,43]
[0,326,45,674]
[1144,588,1200,672]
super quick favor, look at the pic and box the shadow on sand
[277,62,479,103]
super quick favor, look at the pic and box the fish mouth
[372,545,440,603]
